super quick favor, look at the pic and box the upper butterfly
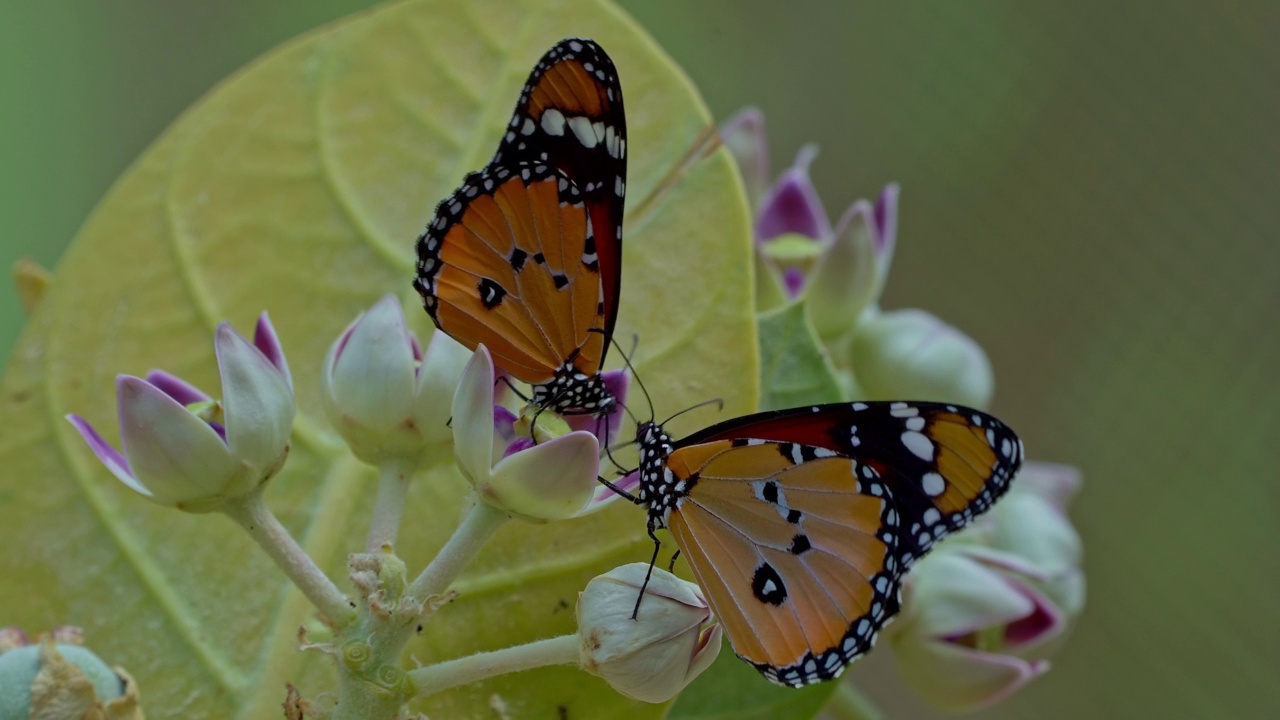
[631,401,1023,687]
[413,38,626,415]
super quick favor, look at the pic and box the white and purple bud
[67,313,294,513]
[321,295,470,465]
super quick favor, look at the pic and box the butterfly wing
[662,439,902,687]
[413,162,604,384]
[492,38,626,358]
[677,401,1024,569]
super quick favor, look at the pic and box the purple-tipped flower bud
[886,463,1084,711]
[66,313,294,512]
[452,346,600,521]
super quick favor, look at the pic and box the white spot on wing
[921,472,946,497]
[541,108,566,136]
[569,116,598,148]
[902,431,935,461]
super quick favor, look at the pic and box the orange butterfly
[624,401,1023,686]
[413,38,626,415]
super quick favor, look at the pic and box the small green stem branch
[408,634,580,697]
[826,682,885,720]
[407,496,509,601]
[221,490,355,626]
[365,460,413,552]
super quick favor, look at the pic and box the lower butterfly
[625,400,1023,687]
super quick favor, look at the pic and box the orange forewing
[928,413,1002,514]
[432,169,604,383]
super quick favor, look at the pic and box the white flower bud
[577,563,722,703]
[321,295,469,464]
[850,308,994,409]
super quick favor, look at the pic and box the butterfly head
[634,421,679,529]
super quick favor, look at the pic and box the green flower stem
[221,490,356,626]
[825,682,884,720]
[408,634,580,697]
[365,459,413,553]
[407,496,509,601]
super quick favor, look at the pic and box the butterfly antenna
[600,330,655,423]
[659,397,725,428]
[600,412,631,475]
[617,398,640,427]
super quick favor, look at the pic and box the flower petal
[114,375,237,506]
[989,492,1083,578]
[253,311,292,391]
[65,414,140,493]
[899,551,1037,639]
[142,371,211,406]
[719,107,769,211]
[756,145,830,243]
[805,198,875,336]
[326,295,417,436]
[215,322,294,493]
[583,470,641,514]
[413,330,472,447]
[893,634,1049,712]
[451,346,498,486]
[1002,574,1066,649]
[1010,461,1082,512]
[870,183,899,273]
[488,431,600,520]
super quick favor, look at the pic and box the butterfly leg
[631,526,663,620]
[596,476,642,504]
[495,374,531,403]
[666,549,681,573]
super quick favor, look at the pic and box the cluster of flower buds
[722,109,993,409]
[723,109,1084,712]
[886,462,1085,711]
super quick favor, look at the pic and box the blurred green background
[2,2,1274,718]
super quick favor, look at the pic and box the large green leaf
[670,639,834,720]
[0,1,756,717]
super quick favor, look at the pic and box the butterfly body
[413,38,626,415]
[634,401,1023,687]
